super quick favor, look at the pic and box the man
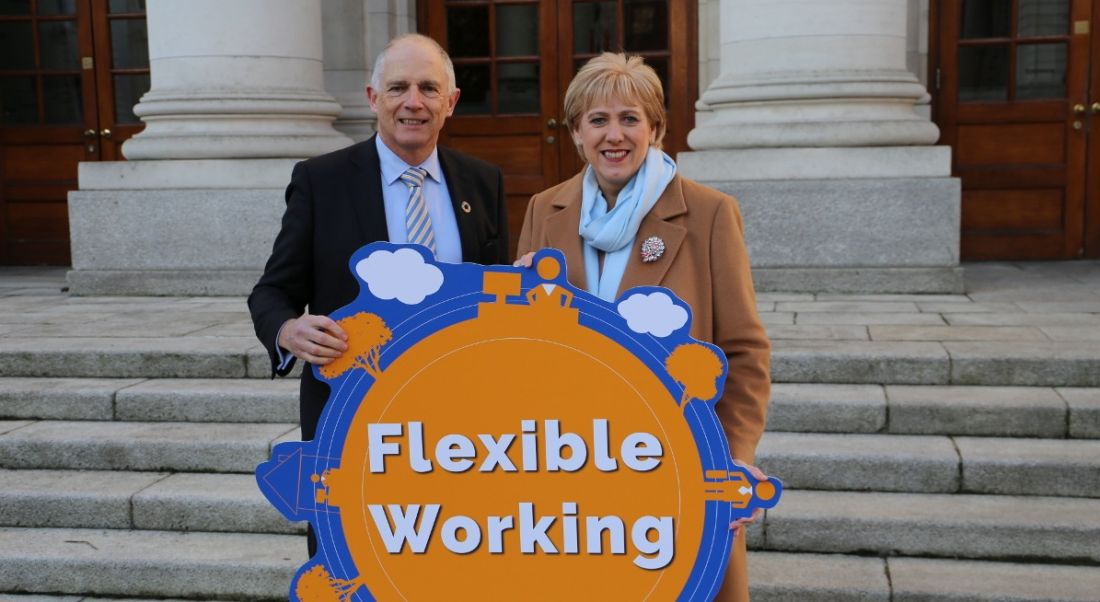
[249,34,509,449]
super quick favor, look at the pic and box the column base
[751,267,964,294]
[67,160,292,296]
[679,147,961,294]
[67,269,261,296]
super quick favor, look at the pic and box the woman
[516,53,770,602]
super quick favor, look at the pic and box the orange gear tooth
[705,469,729,480]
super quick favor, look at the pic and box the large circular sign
[257,244,781,601]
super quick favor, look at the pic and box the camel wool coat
[516,171,771,602]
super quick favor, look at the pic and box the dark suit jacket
[248,136,508,440]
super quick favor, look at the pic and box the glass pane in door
[110,19,149,69]
[448,6,489,58]
[1016,42,1066,99]
[961,0,1011,38]
[496,4,537,57]
[497,62,539,114]
[959,45,1010,101]
[0,0,31,15]
[0,76,38,123]
[574,2,618,54]
[39,20,79,70]
[42,74,81,123]
[1017,0,1069,37]
[624,0,667,51]
[113,72,149,123]
[454,63,490,115]
[108,0,146,14]
[37,0,76,15]
[0,21,35,69]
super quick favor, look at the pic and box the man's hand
[729,460,767,536]
[278,314,349,366]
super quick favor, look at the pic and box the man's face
[367,39,460,165]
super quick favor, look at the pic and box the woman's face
[572,97,657,203]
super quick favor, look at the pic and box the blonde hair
[563,53,667,151]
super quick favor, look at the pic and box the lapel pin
[461,201,472,214]
[640,236,665,263]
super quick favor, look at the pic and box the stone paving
[1,261,1098,359]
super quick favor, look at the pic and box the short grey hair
[369,33,457,93]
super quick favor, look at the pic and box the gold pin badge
[461,201,472,214]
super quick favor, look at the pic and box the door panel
[0,0,147,265]
[430,0,559,256]
[936,0,1094,260]
[93,0,149,160]
[0,0,94,264]
[1087,0,1100,254]
[424,0,695,258]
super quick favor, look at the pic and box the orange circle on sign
[330,316,705,600]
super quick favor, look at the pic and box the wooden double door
[422,0,696,255]
[0,0,149,265]
[935,0,1100,259]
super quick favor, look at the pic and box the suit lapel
[348,136,389,243]
[616,175,688,296]
[544,174,587,289]
[438,146,478,261]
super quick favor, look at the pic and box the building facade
[2,0,1097,293]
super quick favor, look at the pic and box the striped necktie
[400,166,435,254]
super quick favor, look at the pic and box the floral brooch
[640,236,665,263]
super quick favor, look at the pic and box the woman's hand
[513,252,536,268]
[729,460,768,536]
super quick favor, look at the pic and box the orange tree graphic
[665,343,724,408]
[295,564,365,602]
[318,312,392,379]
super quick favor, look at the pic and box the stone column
[319,0,417,142]
[122,0,350,159]
[679,0,961,293]
[68,0,353,295]
[322,0,375,142]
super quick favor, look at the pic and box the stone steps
[0,378,298,423]
[2,531,1098,602]
[3,421,1097,497]
[0,421,298,472]
[1,285,1098,601]
[4,337,1100,385]
[0,527,301,600]
[3,469,1096,565]
[0,470,298,534]
[757,432,1100,497]
[749,552,1100,602]
[759,490,1100,563]
[769,383,1100,438]
[4,378,1099,439]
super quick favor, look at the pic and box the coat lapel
[438,146,479,261]
[543,173,587,289]
[616,175,688,296]
[348,136,389,243]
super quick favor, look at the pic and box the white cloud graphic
[355,248,443,304]
[617,292,688,338]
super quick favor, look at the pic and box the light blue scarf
[579,147,677,301]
